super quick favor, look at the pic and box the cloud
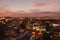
[32,0,60,7]
[0,10,13,17]
[33,3,48,7]
[16,11,27,13]
[0,10,60,17]
[0,4,9,10]
[51,9,60,12]
[32,0,49,7]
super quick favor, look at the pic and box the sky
[0,0,60,12]
[0,0,60,17]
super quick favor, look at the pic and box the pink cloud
[16,11,26,13]
[33,3,48,7]
[51,9,60,12]
[32,0,50,7]
[32,0,60,7]
[0,9,60,17]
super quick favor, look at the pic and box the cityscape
[0,17,60,40]
[0,0,60,40]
